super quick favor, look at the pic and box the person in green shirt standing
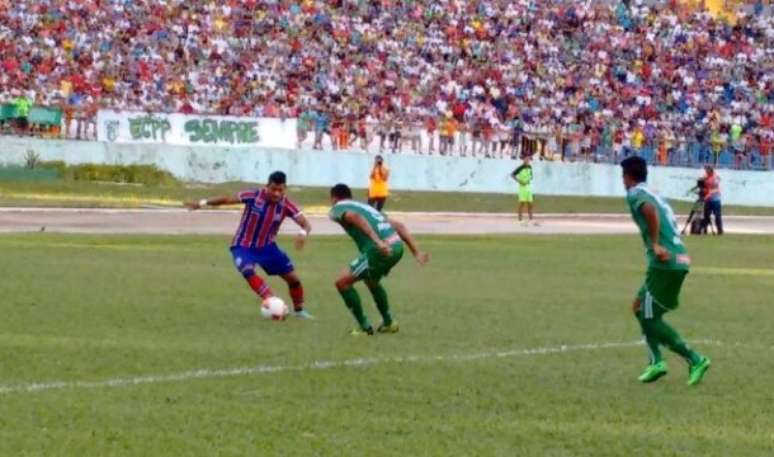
[620,157,711,385]
[511,155,534,225]
[329,184,430,335]
[13,94,32,131]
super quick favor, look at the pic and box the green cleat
[638,361,669,383]
[377,322,400,334]
[687,357,711,386]
[350,326,374,336]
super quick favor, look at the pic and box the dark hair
[330,183,352,199]
[620,156,647,183]
[268,171,287,185]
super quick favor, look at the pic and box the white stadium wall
[2,137,774,207]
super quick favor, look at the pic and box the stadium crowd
[1,0,773,168]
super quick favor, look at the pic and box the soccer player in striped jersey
[329,183,429,335]
[186,171,314,319]
[621,157,710,385]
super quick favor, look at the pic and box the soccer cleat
[292,309,314,320]
[638,361,668,383]
[350,326,374,336]
[377,322,400,334]
[687,357,711,386]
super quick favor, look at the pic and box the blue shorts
[230,243,294,277]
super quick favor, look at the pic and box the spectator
[702,166,724,235]
[0,0,771,171]
[368,155,390,211]
[12,91,31,133]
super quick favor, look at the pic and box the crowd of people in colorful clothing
[1,0,772,168]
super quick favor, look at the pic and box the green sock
[368,283,392,326]
[647,318,702,365]
[637,315,663,364]
[339,287,371,330]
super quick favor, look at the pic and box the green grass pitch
[1,234,773,456]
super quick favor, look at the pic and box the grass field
[1,233,773,456]
[2,179,774,216]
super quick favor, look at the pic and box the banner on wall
[96,110,297,148]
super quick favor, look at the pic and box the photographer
[368,155,390,211]
[702,166,723,235]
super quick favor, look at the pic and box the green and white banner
[97,110,296,148]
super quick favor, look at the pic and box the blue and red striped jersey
[231,189,302,249]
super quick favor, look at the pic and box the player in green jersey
[511,155,534,224]
[621,157,710,385]
[329,184,430,335]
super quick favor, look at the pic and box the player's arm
[185,196,240,210]
[511,166,525,184]
[388,217,429,265]
[292,213,313,250]
[640,202,669,262]
[342,211,391,255]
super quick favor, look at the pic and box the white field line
[0,340,640,395]
[2,338,763,396]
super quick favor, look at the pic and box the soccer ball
[261,297,289,320]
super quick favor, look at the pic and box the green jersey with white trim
[626,183,690,271]
[329,200,398,253]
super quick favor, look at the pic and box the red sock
[289,283,304,311]
[247,275,272,300]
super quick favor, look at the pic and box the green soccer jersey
[626,183,690,271]
[329,200,398,253]
[512,165,533,189]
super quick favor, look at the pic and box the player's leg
[642,269,710,385]
[280,270,312,319]
[633,290,667,383]
[257,244,309,314]
[518,201,525,222]
[367,245,404,333]
[364,278,398,333]
[231,248,273,301]
[335,256,373,334]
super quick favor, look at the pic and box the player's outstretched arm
[388,217,429,265]
[184,196,240,210]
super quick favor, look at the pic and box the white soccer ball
[261,297,289,321]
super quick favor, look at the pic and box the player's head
[704,165,715,176]
[375,155,384,166]
[620,156,647,189]
[522,154,532,165]
[265,171,287,203]
[330,183,352,204]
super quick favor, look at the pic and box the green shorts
[519,187,533,203]
[350,242,405,282]
[637,268,689,319]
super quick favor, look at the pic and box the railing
[2,115,771,171]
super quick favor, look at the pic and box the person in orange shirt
[368,155,390,211]
[701,166,723,235]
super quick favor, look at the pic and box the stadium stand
[0,0,772,169]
